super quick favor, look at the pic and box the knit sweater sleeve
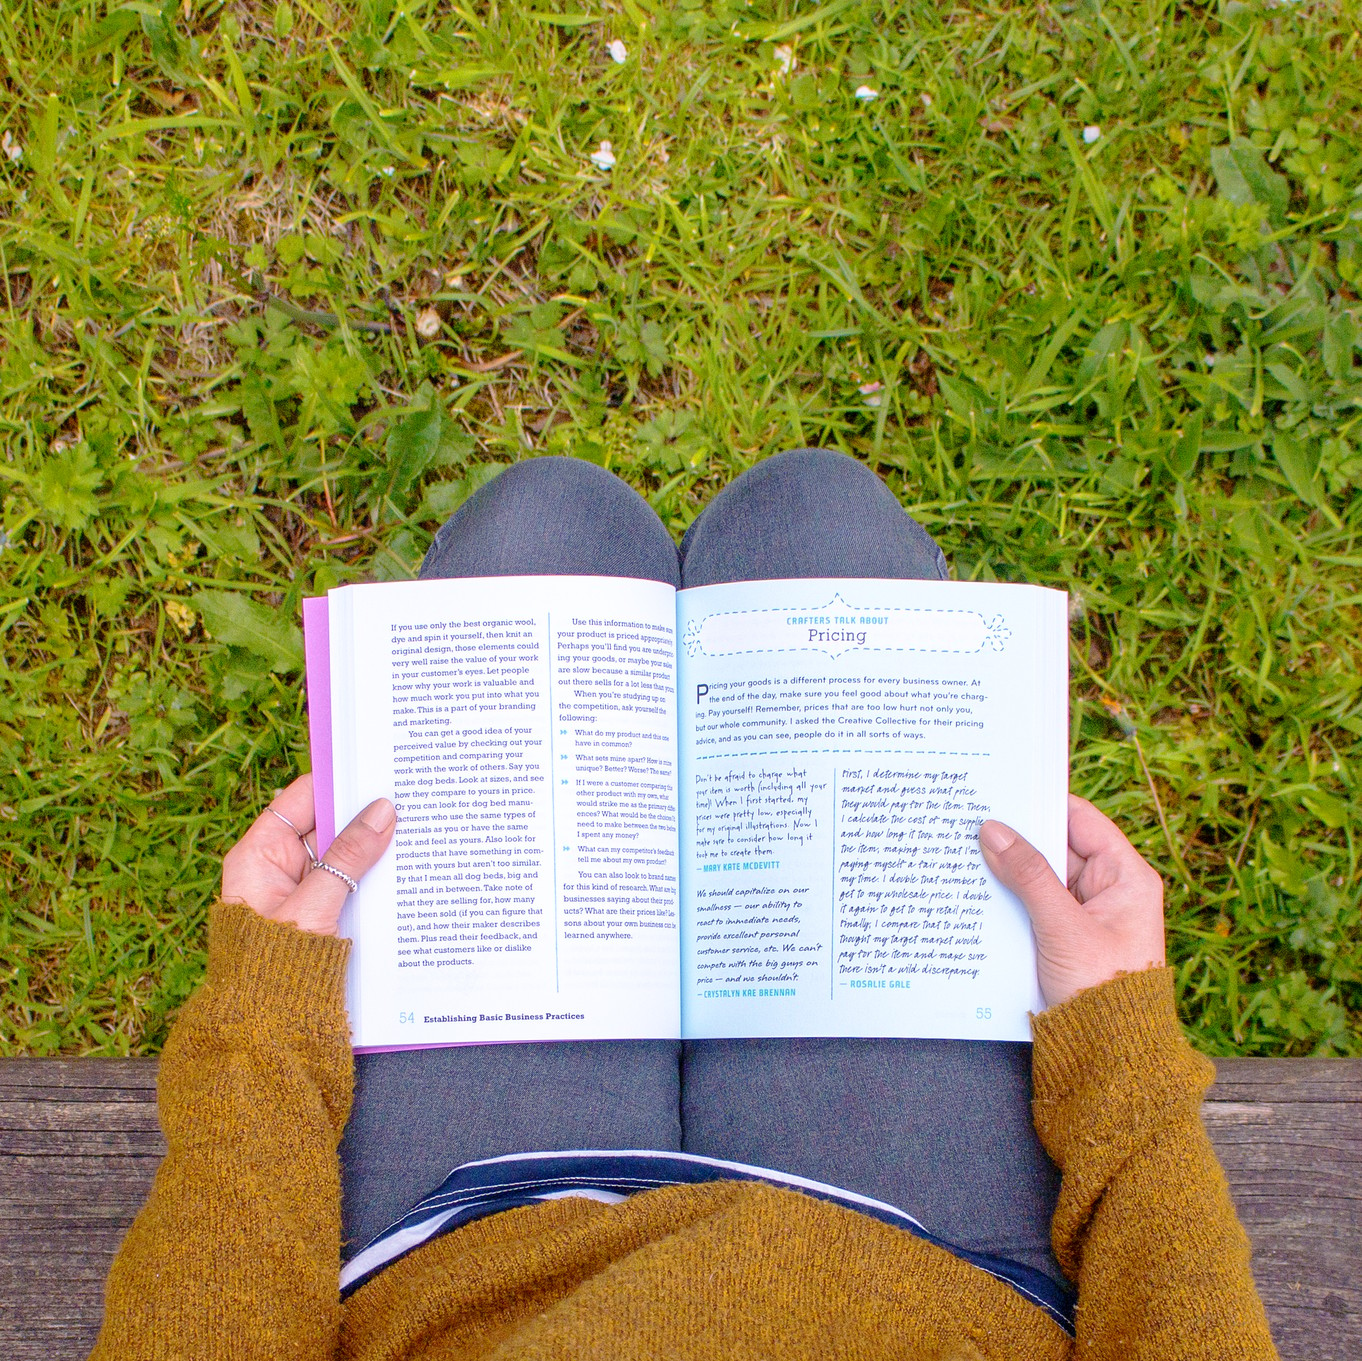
[90,901,353,1361]
[1031,967,1278,1358]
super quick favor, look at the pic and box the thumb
[279,798,397,935]
[978,820,1087,941]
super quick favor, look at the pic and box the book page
[677,578,1067,1041]
[328,575,680,1049]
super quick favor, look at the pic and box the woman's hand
[979,794,1166,1009]
[221,773,396,936]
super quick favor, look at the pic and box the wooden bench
[2,1058,1358,1358]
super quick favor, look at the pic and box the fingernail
[980,820,1016,854]
[361,799,396,833]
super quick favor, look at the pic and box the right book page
[677,577,1068,1042]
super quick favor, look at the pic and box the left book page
[312,575,680,1051]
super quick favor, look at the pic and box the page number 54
[399,1011,415,1025]
[976,1006,992,1021]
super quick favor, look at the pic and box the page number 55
[975,1006,992,1021]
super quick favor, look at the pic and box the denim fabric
[340,1040,683,1255]
[339,451,1063,1291]
[419,454,680,585]
[341,458,683,1255]
[680,446,948,586]
[678,448,1064,1282]
[679,1036,1059,1276]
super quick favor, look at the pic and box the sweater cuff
[206,900,352,1031]
[1030,967,1210,1107]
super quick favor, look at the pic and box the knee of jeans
[765,450,950,577]
[755,447,896,496]
[729,449,913,529]
[429,455,648,551]
[424,453,679,584]
[471,455,628,510]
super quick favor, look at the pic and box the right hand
[978,794,1166,1009]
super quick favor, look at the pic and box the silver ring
[313,860,358,893]
[267,806,305,836]
[267,806,319,868]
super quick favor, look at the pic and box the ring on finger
[267,806,320,868]
[313,860,358,893]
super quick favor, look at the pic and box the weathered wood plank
[1,1057,1360,1360]
[0,1099,160,1131]
[0,1172,162,1218]
[1209,1056,1362,1103]
[0,1060,158,1093]
[1201,1064,1362,1361]
[0,1130,166,1157]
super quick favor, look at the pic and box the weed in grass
[1,0,1359,1055]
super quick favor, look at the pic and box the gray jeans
[338,450,1064,1286]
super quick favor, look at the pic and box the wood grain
[1,1057,1359,1360]
[1204,1059,1362,1361]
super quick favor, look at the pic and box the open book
[303,575,1067,1052]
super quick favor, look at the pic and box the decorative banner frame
[683,592,1011,661]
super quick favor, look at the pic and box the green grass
[2,0,1360,1056]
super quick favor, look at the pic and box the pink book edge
[311,593,661,1051]
[308,591,660,1055]
[302,597,336,857]
[307,594,469,1054]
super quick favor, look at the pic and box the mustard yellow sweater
[91,902,1278,1360]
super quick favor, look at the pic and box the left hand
[221,773,396,936]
